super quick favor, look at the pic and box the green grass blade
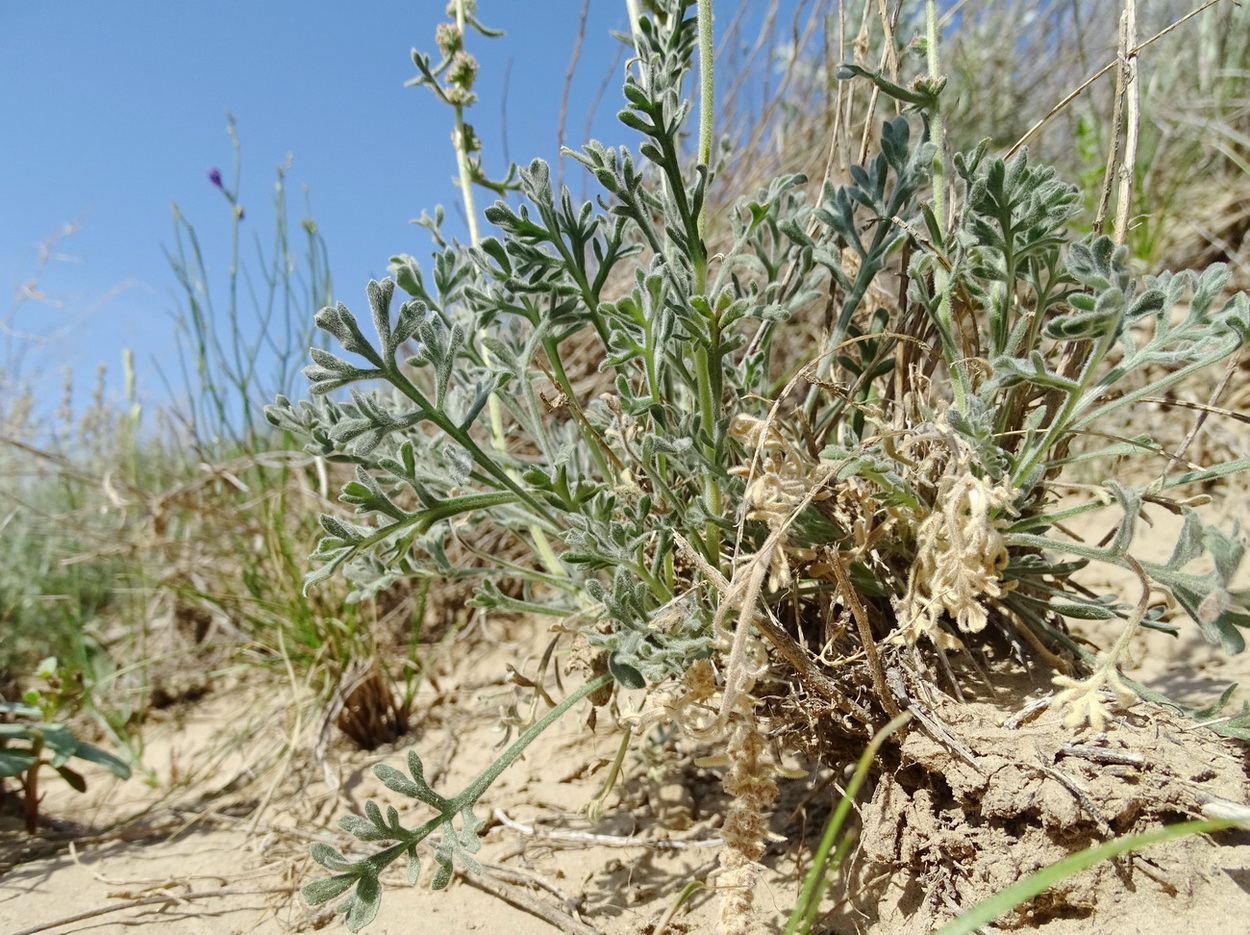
[784,711,912,935]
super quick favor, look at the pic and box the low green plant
[301,671,610,930]
[275,0,1250,929]
[0,657,131,832]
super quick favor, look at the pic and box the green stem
[446,1,562,578]
[689,0,719,567]
[540,335,615,483]
[447,0,505,460]
[696,0,714,239]
[924,0,967,411]
[693,341,723,565]
[1011,328,1117,486]
[385,366,560,526]
[528,526,563,579]
[460,672,612,805]
[586,726,632,822]
[336,672,614,886]
[784,711,912,935]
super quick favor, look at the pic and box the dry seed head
[900,467,1018,645]
[729,412,790,452]
[733,450,832,526]
[728,412,835,586]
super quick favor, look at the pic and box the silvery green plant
[274,0,1250,929]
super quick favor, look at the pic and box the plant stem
[924,0,968,411]
[586,725,632,821]
[23,734,43,833]
[696,0,714,239]
[461,672,612,805]
[358,672,614,871]
[784,711,912,934]
[694,339,723,565]
[452,1,480,247]
[623,0,643,50]
[689,0,720,567]
[439,8,564,574]
[384,365,560,526]
[1011,325,1118,486]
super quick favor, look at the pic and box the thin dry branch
[493,808,724,849]
[1113,0,1141,243]
[1007,0,1229,159]
[7,886,299,935]
[456,871,605,935]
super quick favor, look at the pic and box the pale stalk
[452,0,480,246]
[450,0,560,577]
[1112,0,1140,245]
[924,0,968,410]
[624,0,643,52]
[694,0,721,567]
[696,0,714,237]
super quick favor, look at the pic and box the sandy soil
[4,591,1250,935]
[4,494,1250,935]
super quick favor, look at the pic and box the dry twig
[7,886,299,935]
[492,808,723,849]
[456,869,605,935]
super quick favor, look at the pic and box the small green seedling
[0,657,131,833]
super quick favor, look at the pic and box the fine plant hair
[276,0,1250,930]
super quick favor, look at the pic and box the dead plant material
[1160,185,1250,289]
[846,692,1250,934]
[6,885,301,935]
[709,711,779,935]
[456,868,606,935]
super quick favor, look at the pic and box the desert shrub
[276,0,1250,930]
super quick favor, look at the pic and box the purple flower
[208,167,223,189]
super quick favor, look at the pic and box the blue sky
[0,1,677,427]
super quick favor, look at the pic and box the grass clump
[0,123,402,824]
